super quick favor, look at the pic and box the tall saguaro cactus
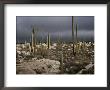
[60,50,63,74]
[57,33,62,50]
[47,33,50,59]
[34,28,37,46]
[76,24,78,53]
[31,27,35,56]
[32,28,35,48]
[47,33,50,49]
[76,24,78,43]
[72,16,75,55]
[57,33,61,45]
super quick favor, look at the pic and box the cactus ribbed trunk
[72,16,74,55]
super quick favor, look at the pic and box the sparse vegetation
[16,41,94,74]
[16,16,94,74]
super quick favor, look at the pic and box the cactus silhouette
[76,24,78,53]
[72,16,75,55]
[47,33,50,59]
[32,28,35,48]
[76,24,78,43]
[47,33,50,49]
[31,27,36,56]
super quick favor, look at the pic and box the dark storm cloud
[16,16,94,42]
[74,16,94,30]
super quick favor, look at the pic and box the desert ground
[16,42,94,74]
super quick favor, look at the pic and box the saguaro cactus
[35,28,38,45]
[47,33,50,59]
[57,33,60,45]
[29,43,31,53]
[60,51,63,74]
[76,24,78,53]
[25,40,26,45]
[47,33,50,49]
[31,27,36,56]
[72,16,75,55]
[57,33,62,50]
[32,28,35,48]
[76,24,78,43]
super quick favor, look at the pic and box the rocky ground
[16,59,60,74]
[16,42,94,74]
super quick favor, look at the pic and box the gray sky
[16,16,94,43]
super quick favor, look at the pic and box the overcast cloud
[16,16,94,42]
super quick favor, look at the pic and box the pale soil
[16,59,60,74]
